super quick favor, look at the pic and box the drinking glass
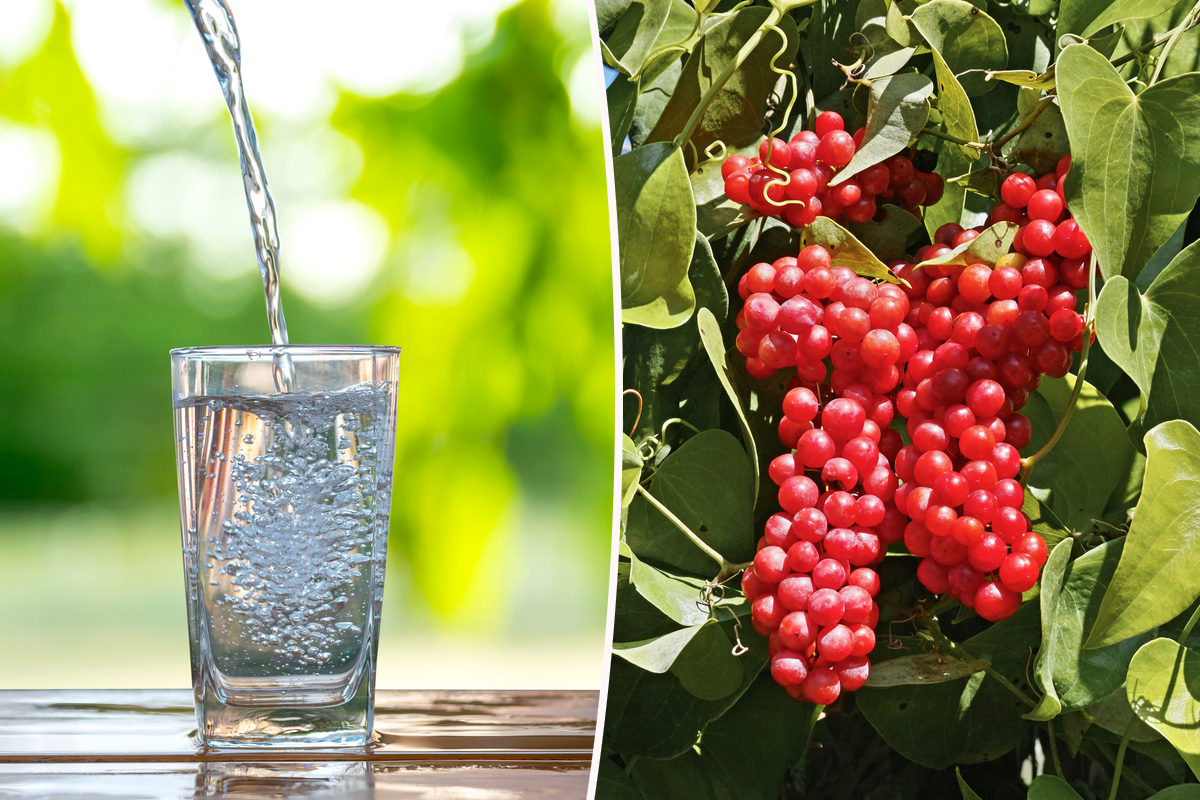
[172,345,400,747]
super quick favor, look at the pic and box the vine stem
[928,617,1037,707]
[992,95,1054,151]
[1149,0,1200,85]
[1108,718,1135,800]
[918,126,987,150]
[1179,602,1200,644]
[635,484,744,581]
[674,5,783,149]
[1021,251,1098,483]
[1090,741,1157,797]
[1046,718,1065,779]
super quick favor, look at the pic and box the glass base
[196,673,373,748]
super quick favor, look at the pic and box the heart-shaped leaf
[1088,420,1200,648]
[1058,44,1200,282]
[1030,539,1153,718]
[1096,238,1200,433]
[616,143,697,328]
[691,154,760,240]
[1126,637,1200,780]
[669,622,744,700]
[624,428,755,576]
[830,72,932,185]
[957,769,983,800]
[910,0,1009,96]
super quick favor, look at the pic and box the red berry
[817,131,856,168]
[1000,173,1036,208]
[975,580,1022,621]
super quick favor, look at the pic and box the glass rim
[170,344,402,359]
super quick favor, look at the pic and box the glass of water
[172,345,400,748]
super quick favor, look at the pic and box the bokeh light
[0,0,614,689]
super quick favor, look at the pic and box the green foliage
[1089,421,1200,648]
[1096,238,1200,434]
[605,0,1200,794]
[1127,637,1200,780]
[617,143,698,328]
[1058,44,1200,282]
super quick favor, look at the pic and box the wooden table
[0,689,597,798]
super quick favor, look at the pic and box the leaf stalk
[673,5,784,150]
[635,484,744,581]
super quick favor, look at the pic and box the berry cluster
[732,164,1092,700]
[738,244,907,705]
[720,111,944,227]
[891,156,1088,617]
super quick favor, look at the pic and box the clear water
[176,384,392,719]
[182,0,292,385]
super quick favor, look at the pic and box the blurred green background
[0,0,614,688]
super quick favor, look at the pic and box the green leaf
[625,230,729,441]
[629,673,821,799]
[830,72,932,186]
[864,40,920,81]
[669,622,744,700]
[809,0,860,105]
[691,155,759,241]
[608,77,638,152]
[1096,239,1200,433]
[1148,788,1200,800]
[624,429,755,576]
[925,48,980,160]
[605,0,674,77]
[1127,637,1200,780]
[617,143,697,328]
[921,139,971,240]
[630,57,682,149]
[909,0,1009,96]
[639,0,699,87]
[1058,44,1200,282]
[845,204,922,263]
[1033,539,1153,717]
[697,306,759,500]
[614,623,708,672]
[857,601,1041,768]
[622,434,643,508]
[1022,374,1135,534]
[647,7,799,154]
[1088,420,1200,648]
[863,653,990,687]
[1013,92,1070,176]
[597,0,634,33]
[1084,685,1163,743]
[800,216,899,282]
[596,758,647,800]
[628,550,710,626]
[956,768,983,800]
[1027,775,1085,800]
[915,222,1019,270]
[886,0,920,48]
[604,617,768,758]
[1027,537,1074,721]
[1058,0,1184,41]
[984,69,1057,91]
